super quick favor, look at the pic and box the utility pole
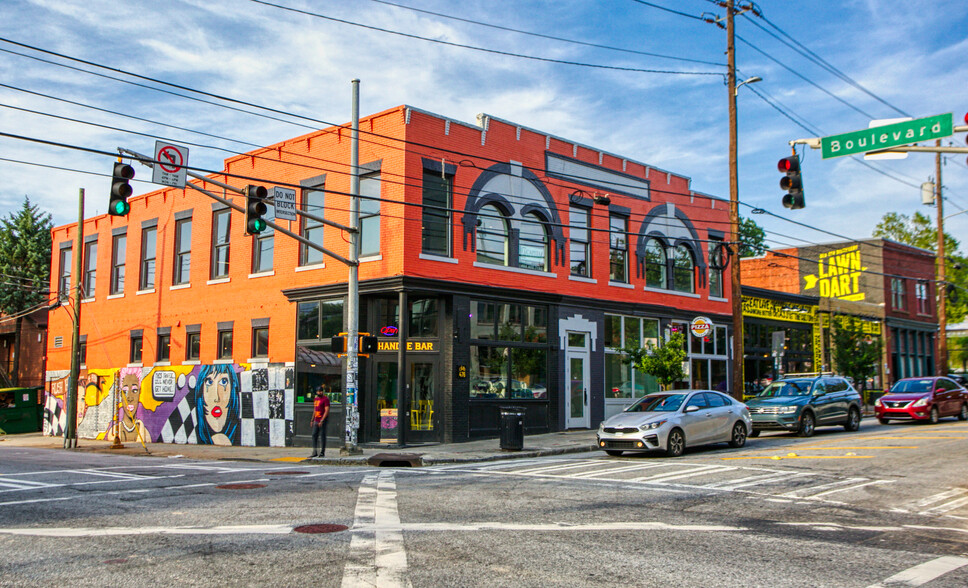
[64,188,84,449]
[935,140,948,374]
[343,79,362,455]
[726,0,744,400]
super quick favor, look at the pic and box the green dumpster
[0,387,43,434]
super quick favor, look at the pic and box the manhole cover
[294,524,349,534]
[266,470,309,476]
[216,483,266,490]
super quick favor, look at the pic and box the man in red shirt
[311,385,331,458]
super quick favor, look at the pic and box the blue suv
[746,376,862,437]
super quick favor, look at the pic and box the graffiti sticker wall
[44,363,294,447]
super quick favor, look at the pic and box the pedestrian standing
[311,385,331,458]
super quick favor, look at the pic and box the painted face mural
[194,364,240,446]
[121,374,140,422]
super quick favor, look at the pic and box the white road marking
[867,555,968,588]
[633,464,734,483]
[0,524,293,537]
[706,472,804,491]
[0,479,53,491]
[921,494,968,515]
[342,472,411,588]
[914,488,967,508]
[568,462,670,478]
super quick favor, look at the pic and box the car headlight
[912,397,929,408]
[598,421,606,431]
[777,406,799,414]
[639,419,667,431]
[874,398,882,407]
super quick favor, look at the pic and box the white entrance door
[565,332,590,429]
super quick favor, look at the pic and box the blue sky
[1,0,966,249]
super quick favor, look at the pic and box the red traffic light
[777,156,799,173]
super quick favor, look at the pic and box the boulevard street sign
[820,113,952,159]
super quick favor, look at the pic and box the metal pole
[343,79,362,455]
[397,290,408,447]
[727,0,744,401]
[936,140,948,374]
[64,188,84,449]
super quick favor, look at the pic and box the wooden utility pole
[727,0,744,400]
[64,188,84,449]
[936,140,948,374]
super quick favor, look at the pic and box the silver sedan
[597,390,752,457]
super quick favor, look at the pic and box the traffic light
[778,155,804,210]
[331,335,346,354]
[109,162,134,216]
[244,185,268,235]
[360,335,378,354]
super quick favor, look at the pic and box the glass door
[407,360,437,443]
[376,360,399,444]
[566,332,590,428]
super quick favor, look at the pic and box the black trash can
[499,406,525,451]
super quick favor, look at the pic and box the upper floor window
[217,327,233,360]
[139,226,157,291]
[83,239,97,299]
[252,201,275,274]
[644,239,667,289]
[110,233,126,295]
[891,277,906,311]
[129,332,143,364]
[211,209,230,279]
[173,218,192,285]
[708,239,724,298]
[673,245,695,294]
[518,212,549,272]
[916,280,929,314]
[157,331,171,363]
[252,326,269,358]
[422,169,452,257]
[186,326,201,362]
[609,215,628,283]
[299,184,325,266]
[476,204,509,266]
[569,206,590,277]
[359,171,381,257]
[58,245,71,301]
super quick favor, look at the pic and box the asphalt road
[1,419,966,587]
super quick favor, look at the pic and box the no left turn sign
[152,140,189,188]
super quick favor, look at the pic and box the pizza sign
[690,316,713,338]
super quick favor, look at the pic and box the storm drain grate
[216,483,267,490]
[294,524,349,534]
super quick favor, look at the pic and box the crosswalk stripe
[632,464,727,483]
[706,472,804,491]
[914,488,968,508]
[779,478,868,498]
[568,463,671,479]
[920,494,968,515]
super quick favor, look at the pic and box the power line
[246,1,722,76]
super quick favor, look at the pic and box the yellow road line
[785,446,917,450]
[722,455,874,460]
[269,456,308,463]
[847,436,964,440]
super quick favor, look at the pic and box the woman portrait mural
[193,364,241,445]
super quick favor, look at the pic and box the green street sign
[820,113,953,159]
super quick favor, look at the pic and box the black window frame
[110,232,126,295]
[421,168,453,257]
[211,208,231,280]
[173,216,192,286]
[139,225,157,291]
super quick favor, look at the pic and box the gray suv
[745,375,863,437]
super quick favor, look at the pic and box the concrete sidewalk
[0,430,601,467]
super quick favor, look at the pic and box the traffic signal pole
[936,141,948,374]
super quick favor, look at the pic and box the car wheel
[728,422,747,448]
[604,450,624,457]
[844,407,861,432]
[665,428,685,457]
[928,406,939,425]
[958,404,968,421]
[878,418,890,425]
[749,430,760,438]
[797,412,815,437]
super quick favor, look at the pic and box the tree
[622,331,687,390]
[831,315,883,398]
[873,211,967,322]
[0,197,52,315]
[949,335,968,374]
[738,215,767,258]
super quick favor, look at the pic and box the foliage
[0,197,52,316]
[873,211,967,322]
[831,316,882,392]
[738,215,767,258]
[949,335,968,373]
[622,331,687,390]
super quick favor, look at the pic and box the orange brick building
[45,105,733,447]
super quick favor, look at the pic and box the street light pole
[343,79,362,455]
[935,140,948,374]
[727,1,743,401]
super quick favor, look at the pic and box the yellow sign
[803,244,867,301]
[377,340,436,352]
[742,296,817,323]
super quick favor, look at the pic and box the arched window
[644,239,667,289]
[673,244,695,293]
[476,204,509,266]
[518,212,549,272]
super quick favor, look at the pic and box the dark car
[875,376,968,424]
[745,375,862,438]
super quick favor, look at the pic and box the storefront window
[471,301,496,340]
[297,302,320,341]
[605,315,660,398]
[511,348,547,399]
[409,298,438,338]
[524,306,547,343]
[470,345,508,398]
[498,303,522,340]
[604,315,621,347]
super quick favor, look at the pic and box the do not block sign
[152,140,189,188]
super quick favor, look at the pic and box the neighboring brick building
[45,105,733,447]
[0,308,47,388]
[741,239,939,387]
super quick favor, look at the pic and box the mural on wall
[44,363,295,447]
[802,244,868,301]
